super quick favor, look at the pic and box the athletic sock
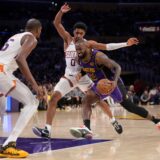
[45,124,51,133]
[110,117,116,124]
[83,119,91,130]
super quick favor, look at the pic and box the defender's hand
[75,73,82,81]
[32,84,44,100]
[127,38,139,46]
[61,3,71,13]
[36,87,44,100]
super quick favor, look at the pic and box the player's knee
[49,91,62,105]
[84,91,99,104]
[23,102,38,115]
[121,98,134,112]
[33,98,39,106]
[29,96,39,107]
[83,95,94,104]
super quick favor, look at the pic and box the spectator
[149,86,159,105]
[127,85,139,104]
[140,90,150,105]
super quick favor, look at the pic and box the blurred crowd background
[0,0,160,110]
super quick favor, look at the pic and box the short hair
[73,22,87,32]
[25,18,42,31]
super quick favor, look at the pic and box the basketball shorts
[54,74,93,97]
[0,70,17,96]
[91,80,123,103]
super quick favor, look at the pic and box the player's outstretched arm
[53,3,72,43]
[88,37,139,51]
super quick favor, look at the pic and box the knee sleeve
[118,79,148,118]
[21,98,39,122]
[31,97,39,106]
[22,96,39,115]
[28,96,39,107]
[120,98,148,118]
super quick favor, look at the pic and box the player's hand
[127,38,139,46]
[32,84,44,100]
[75,72,82,81]
[61,3,71,13]
[111,80,117,90]
[36,86,45,100]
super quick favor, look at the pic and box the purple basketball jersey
[80,49,122,102]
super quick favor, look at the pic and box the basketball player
[70,39,160,138]
[70,39,124,138]
[0,18,43,158]
[32,3,139,139]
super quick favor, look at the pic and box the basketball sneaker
[0,142,29,158]
[32,126,51,139]
[70,126,93,139]
[111,120,123,134]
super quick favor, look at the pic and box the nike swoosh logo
[41,130,48,135]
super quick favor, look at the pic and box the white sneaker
[70,126,93,139]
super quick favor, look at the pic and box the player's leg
[71,78,123,138]
[70,89,97,138]
[81,90,123,135]
[92,81,123,134]
[77,75,94,130]
[98,100,123,134]
[118,79,160,125]
[98,100,113,119]
[32,77,76,138]
[0,95,6,122]
[0,74,38,158]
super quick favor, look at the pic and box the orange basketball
[96,79,114,95]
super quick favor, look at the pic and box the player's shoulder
[12,32,35,41]
[7,32,35,43]
[88,39,96,42]
[23,32,35,38]
[95,50,106,60]
[66,37,74,45]
[95,50,104,55]
[21,32,37,46]
[14,31,33,37]
[87,39,97,44]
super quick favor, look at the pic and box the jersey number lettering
[0,39,14,51]
[71,59,76,66]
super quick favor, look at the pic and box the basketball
[96,79,114,95]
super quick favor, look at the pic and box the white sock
[110,117,116,123]
[45,124,51,133]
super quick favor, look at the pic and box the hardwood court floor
[0,105,160,160]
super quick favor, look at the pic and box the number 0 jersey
[64,41,81,76]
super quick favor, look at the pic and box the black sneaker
[112,120,123,134]
[32,126,51,139]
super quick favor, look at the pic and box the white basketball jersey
[64,41,81,76]
[0,32,34,73]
